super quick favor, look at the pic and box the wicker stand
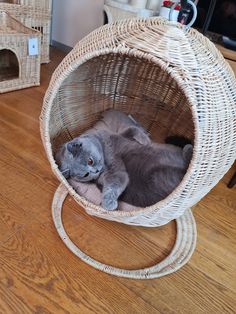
[52,183,197,279]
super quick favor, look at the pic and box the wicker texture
[0,2,51,63]
[0,0,51,12]
[40,17,236,227]
[19,0,51,11]
[0,10,40,93]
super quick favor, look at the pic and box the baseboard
[51,40,73,53]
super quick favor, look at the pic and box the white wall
[52,0,104,48]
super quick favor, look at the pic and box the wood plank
[62,196,176,270]
[0,221,161,314]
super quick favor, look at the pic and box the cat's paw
[102,193,118,211]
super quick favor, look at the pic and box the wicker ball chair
[40,17,236,279]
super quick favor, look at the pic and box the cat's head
[55,135,104,182]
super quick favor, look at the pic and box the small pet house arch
[0,48,20,80]
[40,18,236,279]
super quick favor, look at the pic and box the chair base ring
[52,183,197,279]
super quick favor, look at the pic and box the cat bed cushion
[68,179,136,212]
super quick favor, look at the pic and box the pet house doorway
[0,49,19,82]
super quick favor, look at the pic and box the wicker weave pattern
[0,3,51,63]
[0,10,40,93]
[0,0,52,11]
[19,0,51,11]
[40,18,236,227]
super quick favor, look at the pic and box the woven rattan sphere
[40,17,236,227]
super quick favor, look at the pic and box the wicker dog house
[0,11,40,93]
[0,2,51,63]
[40,18,236,279]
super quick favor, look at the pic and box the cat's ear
[67,141,82,157]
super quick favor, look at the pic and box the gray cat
[55,110,193,210]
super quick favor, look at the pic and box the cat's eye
[87,157,93,166]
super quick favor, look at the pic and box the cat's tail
[165,136,192,148]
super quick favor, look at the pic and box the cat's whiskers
[61,168,70,174]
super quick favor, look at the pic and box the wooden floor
[0,47,236,314]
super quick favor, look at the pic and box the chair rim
[40,45,199,219]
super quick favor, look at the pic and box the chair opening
[0,49,19,82]
[48,52,195,211]
[49,52,195,153]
